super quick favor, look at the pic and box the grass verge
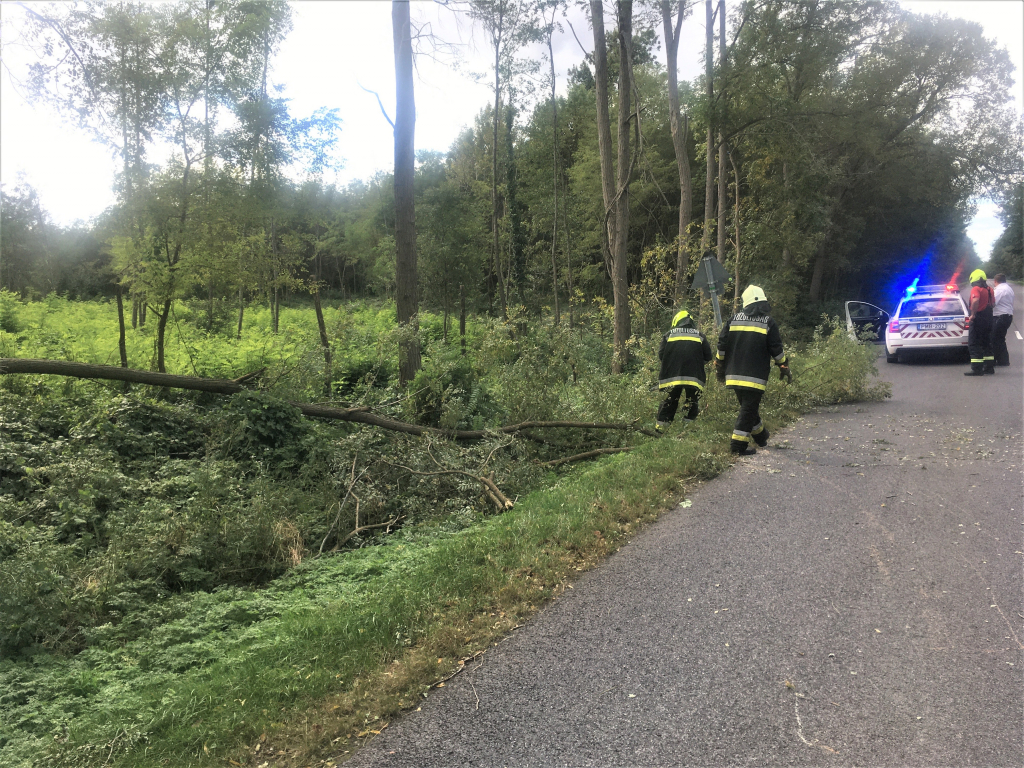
[8,318,888,768]
[40,402,789,768]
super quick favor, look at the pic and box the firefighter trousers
[730,387,765,444]
[968,310,994,372]
[657,385,700,423]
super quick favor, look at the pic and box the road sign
[690,254,730,329]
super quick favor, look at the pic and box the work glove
[715,359,726,383]
[779,364,792,384]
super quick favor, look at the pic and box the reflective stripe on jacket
[716,310,786,390]
[658,326,713,390]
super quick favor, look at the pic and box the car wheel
[886,351,899,363]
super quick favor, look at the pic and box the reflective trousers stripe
[726,378,767,390]
[659,377,705,390]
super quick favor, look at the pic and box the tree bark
[730,149,741,309]
[663,1,693,302]
[156,298,171,373]
[611,0,634,373]
[460,283,467,356]
[591,0,617,280]
[115,284,128,370]
[313,287,332,397]
[591,0,634,373]
[237,285,244,339]
[547,12,560,326]
[716,1,727,263]
[0,359,659,439]
[271,217,280,334]
[700,0,715,252]
[490,2,508,320]
[393,0,421,384]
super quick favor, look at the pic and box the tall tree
[468,0,537,320]
[393,0,421,383]
[591,0,635,372]
[661,0,694,300]
[699,0,715,252]
[543,0,562,324]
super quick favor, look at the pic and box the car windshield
[900,297,963,318]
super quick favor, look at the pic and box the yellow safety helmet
[970,269,987,283]
[672,309,690,326]
[741,285,767,308]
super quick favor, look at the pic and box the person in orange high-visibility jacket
[656,309,713,432]
[715,285,790,455]
[964,268,996,376]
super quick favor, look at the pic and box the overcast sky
[1,0,1021,259]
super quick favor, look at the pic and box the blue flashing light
[902,276,920,302]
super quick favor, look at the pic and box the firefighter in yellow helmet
[715,285,790,455]
[656,308,713,432]
[964,268,996,376]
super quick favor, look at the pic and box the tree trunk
[314,287,332,397]
[563,188,575,330]
[591,0,634,373]
[700,0,715,252]
[715,1,727,263]
[156,298,171,373]
[0,358,658,440]
[116,284,128,370]
[131,296,139,329]
[460,283,467,356]
[730,149,741,308]
[591,0,617,280]
[490,18,508,321]
[271,218,280,334]
[393,0,421,384]
[663,0,694,301]
[611,0,634,373]
[547,19,560,326]
[237,286,244,339]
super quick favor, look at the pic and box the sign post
[690,252,730,331]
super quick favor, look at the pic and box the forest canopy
[2,0,1021,343]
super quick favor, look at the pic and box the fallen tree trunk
[0,358,261,393]
[0,358,656,440]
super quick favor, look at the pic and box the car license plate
[918,323,946,330]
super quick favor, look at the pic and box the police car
[845,283,970,363]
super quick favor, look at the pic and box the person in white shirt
[990,273,1014,366]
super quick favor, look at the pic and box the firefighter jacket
[658,323,713,390]
[715,306,787,390]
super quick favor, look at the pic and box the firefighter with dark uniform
[964,268,996,376]
[656,309,713,432]
[715,285,790,455]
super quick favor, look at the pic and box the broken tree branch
[0,359,656,439]
[386,461,513,511]
[318,458,368,555]
[539,447,633,467]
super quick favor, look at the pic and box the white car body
[883,285,969,362]
[845,284,970,363]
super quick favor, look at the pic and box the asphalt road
[349,291,1023,768]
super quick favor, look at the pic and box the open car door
[845,301,890,343]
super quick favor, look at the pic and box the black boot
[964,370,985,376]
[730,440,756,456]
[753,427,770,448]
